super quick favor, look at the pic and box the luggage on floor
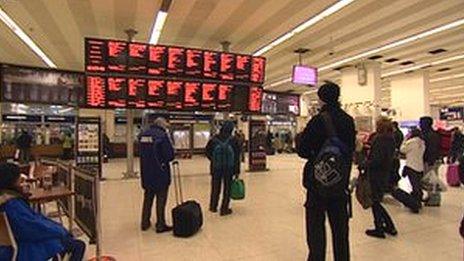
[391,188,421,211]
[171,161,203,237]
[424,191,441,207]
[230,178,245,200]
[446,163,461,187]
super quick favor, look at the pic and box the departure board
[146,79,166,108]
[86,75,106,108]
[166,81,184,110]
[217,84,233,110]
[84,37,267,112]
[128,42,148,74]
[201,83,217,110]
[107,77,127,108]
[127,78,146,108]
[107,40,128,72]
[184,82,201,110]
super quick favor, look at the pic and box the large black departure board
[84,37,266,112]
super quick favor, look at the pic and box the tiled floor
[93,154,464,260]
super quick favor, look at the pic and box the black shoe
[155,225,173,233]
[220,208,233,216]
[384,227,398,236]
[209,207,218,213]
[365,229,386,239]
[141,222,151,231]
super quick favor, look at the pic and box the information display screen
[128,42,148,74]
[146,80,166,108]
[166,81,184,110]
[251,57,266,84]
[217,84,233,111]
[107,40,128,72]
[203,51,220,79]
[85,39,106,73]
[201,83,217,110]
[86,75,106,108]
[148,45,167,76]
[167,47,185,75]
[220,53,235,81]
[232,85,249,112]
[185,49,203,77]
[184,82,201,110]
[127,78,146,108]
[107,77,127,108]
[249,86,263,112]
[235,55,252,81]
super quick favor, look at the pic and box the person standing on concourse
[297,81,356,261]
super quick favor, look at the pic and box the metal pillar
[122,29,139,179]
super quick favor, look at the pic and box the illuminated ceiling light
[382,54,464,77]
[0,7,56,68]
[149,10,168,44]
[430,85,464,93]
[430,73,464,82]
[264,19,464,88]
[253,0,355,56]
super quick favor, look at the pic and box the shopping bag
[355,174,372,209]
[230,178,245,200]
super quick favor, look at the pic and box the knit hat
[0,163,20,190]
[317,81,340,105]
[220,121,235,137]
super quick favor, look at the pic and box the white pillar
[390,71,430,121]
[340,61,382,131]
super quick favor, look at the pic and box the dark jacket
[0,190,71,260]
[367,133,396,201]
[297,105,356,193]
[422,129,441,166]
[393,128,404,150]
[450,132,464,157]
[16,132,33,149]
[206,134,241,176]
[139,125,175,191]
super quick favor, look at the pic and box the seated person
[0,163,85,261]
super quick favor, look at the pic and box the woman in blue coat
[0,163,85,261]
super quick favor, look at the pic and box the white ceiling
[0,0,463,106]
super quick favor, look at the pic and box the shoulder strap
[321,112,337,137]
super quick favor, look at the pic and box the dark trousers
[404,166,423,202]
[141,188,169,229]
[53,239,86,261]
[305,196,350,261]
[371,201,395,231]
[210,174,232,211]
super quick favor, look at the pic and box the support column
[390,71,430,121]
[340,61,382,132]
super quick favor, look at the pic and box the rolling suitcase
[171,161,203,237]
[391,188,421,211]
[446,163,461,187]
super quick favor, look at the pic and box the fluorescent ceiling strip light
[149,10,168,44]
[430,73,464,82]
[430,85,464,93]
[382,54,464,77]
[0,7,56,68]
[253,0,355,56]
[433,93,464,99]
[265,18,464,88]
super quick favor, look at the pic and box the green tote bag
[231,178,245,200]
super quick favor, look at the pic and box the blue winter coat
[0,191,71,261]
[139,125,175,191]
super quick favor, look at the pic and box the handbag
[230,178,245,200]
[355,173,373,209]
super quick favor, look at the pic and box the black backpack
[311,113,350,198]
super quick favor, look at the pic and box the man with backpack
[206,121,241,216]
[297,82,356,261]
[139,117,175,233]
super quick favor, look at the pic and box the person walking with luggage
[139,117,175,233]
[206,121,240,216]
[365,118,398,239]
[297,82,355,261]
[400,128,426,204]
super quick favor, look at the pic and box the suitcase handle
[172,161,184,205]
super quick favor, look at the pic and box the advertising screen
[292,65,317,85]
